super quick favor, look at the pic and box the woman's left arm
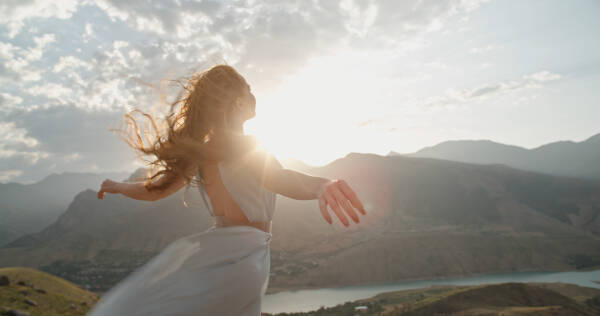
[239,146,367,226]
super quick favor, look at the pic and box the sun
[244,51,398,166]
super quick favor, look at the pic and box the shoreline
[265,265,600,295]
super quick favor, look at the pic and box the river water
[262,269,600,314]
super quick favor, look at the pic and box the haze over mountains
[0,171,129,247]
[1,135,600,293]
[266,153,600,292]
[398,133,600,180]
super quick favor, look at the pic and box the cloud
[0,0,494,183]
[0,120,50,165]
[0,169,23,182]
[26,83,73,103]
[422,70,562,108]
[0,92,23,111]
[0,33,55,84]
[82,0,493,89]
[2,0,493,108]
[28,34,56,61]
[0,42,17,59]
[0,104,137,183]
[53,56,93,73]
[0,0,79,37]
[2,0,491,110]
[525,70,562,82]
[84,23,93,37]
[93,0,219,36]
[469,44,502,54]
[0,120,39,148]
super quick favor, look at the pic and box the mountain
[404,132,600,180]
[0,266,99,315]
[0,185,215,292]
[266,153,600,292]
[1,153,600,294]
[0,171,130,246]
[268,283,600,315]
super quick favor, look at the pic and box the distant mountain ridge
[0,170,129,246]
[402,132,600,180]
[2,153,600,294]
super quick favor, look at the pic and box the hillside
[0,267,98,316]
[0,187,215,292]
[267,282,600,315]
[404,132,600,180]
[2,153,600,294]
[0,171,129,246]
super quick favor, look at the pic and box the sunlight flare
[246,51,400,165]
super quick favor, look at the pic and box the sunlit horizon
[1,0,599,184]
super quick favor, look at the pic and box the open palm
[317,179,366,226]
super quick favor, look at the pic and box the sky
[1,0,599,184]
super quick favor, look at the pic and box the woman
[89,65,367,315]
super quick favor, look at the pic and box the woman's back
[197,153,279,233]
[199,161,249,221]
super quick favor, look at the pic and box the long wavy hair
[113,64,257,195]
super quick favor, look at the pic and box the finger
[338,180,366,215]
[325,190,349,227]
[332,186,360,224]
[319,197,332,224]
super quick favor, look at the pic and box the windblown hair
[113,64,257,194]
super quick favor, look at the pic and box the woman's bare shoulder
[240,142,283,173]
[228,135,261,156]
[238,134,260,149]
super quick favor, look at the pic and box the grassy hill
[266,282,600,315]
[0,267,98,316]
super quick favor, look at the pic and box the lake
[262,269,600,314]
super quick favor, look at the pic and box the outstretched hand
[317,179,367,227]
[97,179,121,199]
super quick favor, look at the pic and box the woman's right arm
[98,179,156,201]
[97,173,187,201]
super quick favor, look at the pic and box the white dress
[87,158,280,316]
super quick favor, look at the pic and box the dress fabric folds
[86,225,271,316]
[87,157,280,316]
